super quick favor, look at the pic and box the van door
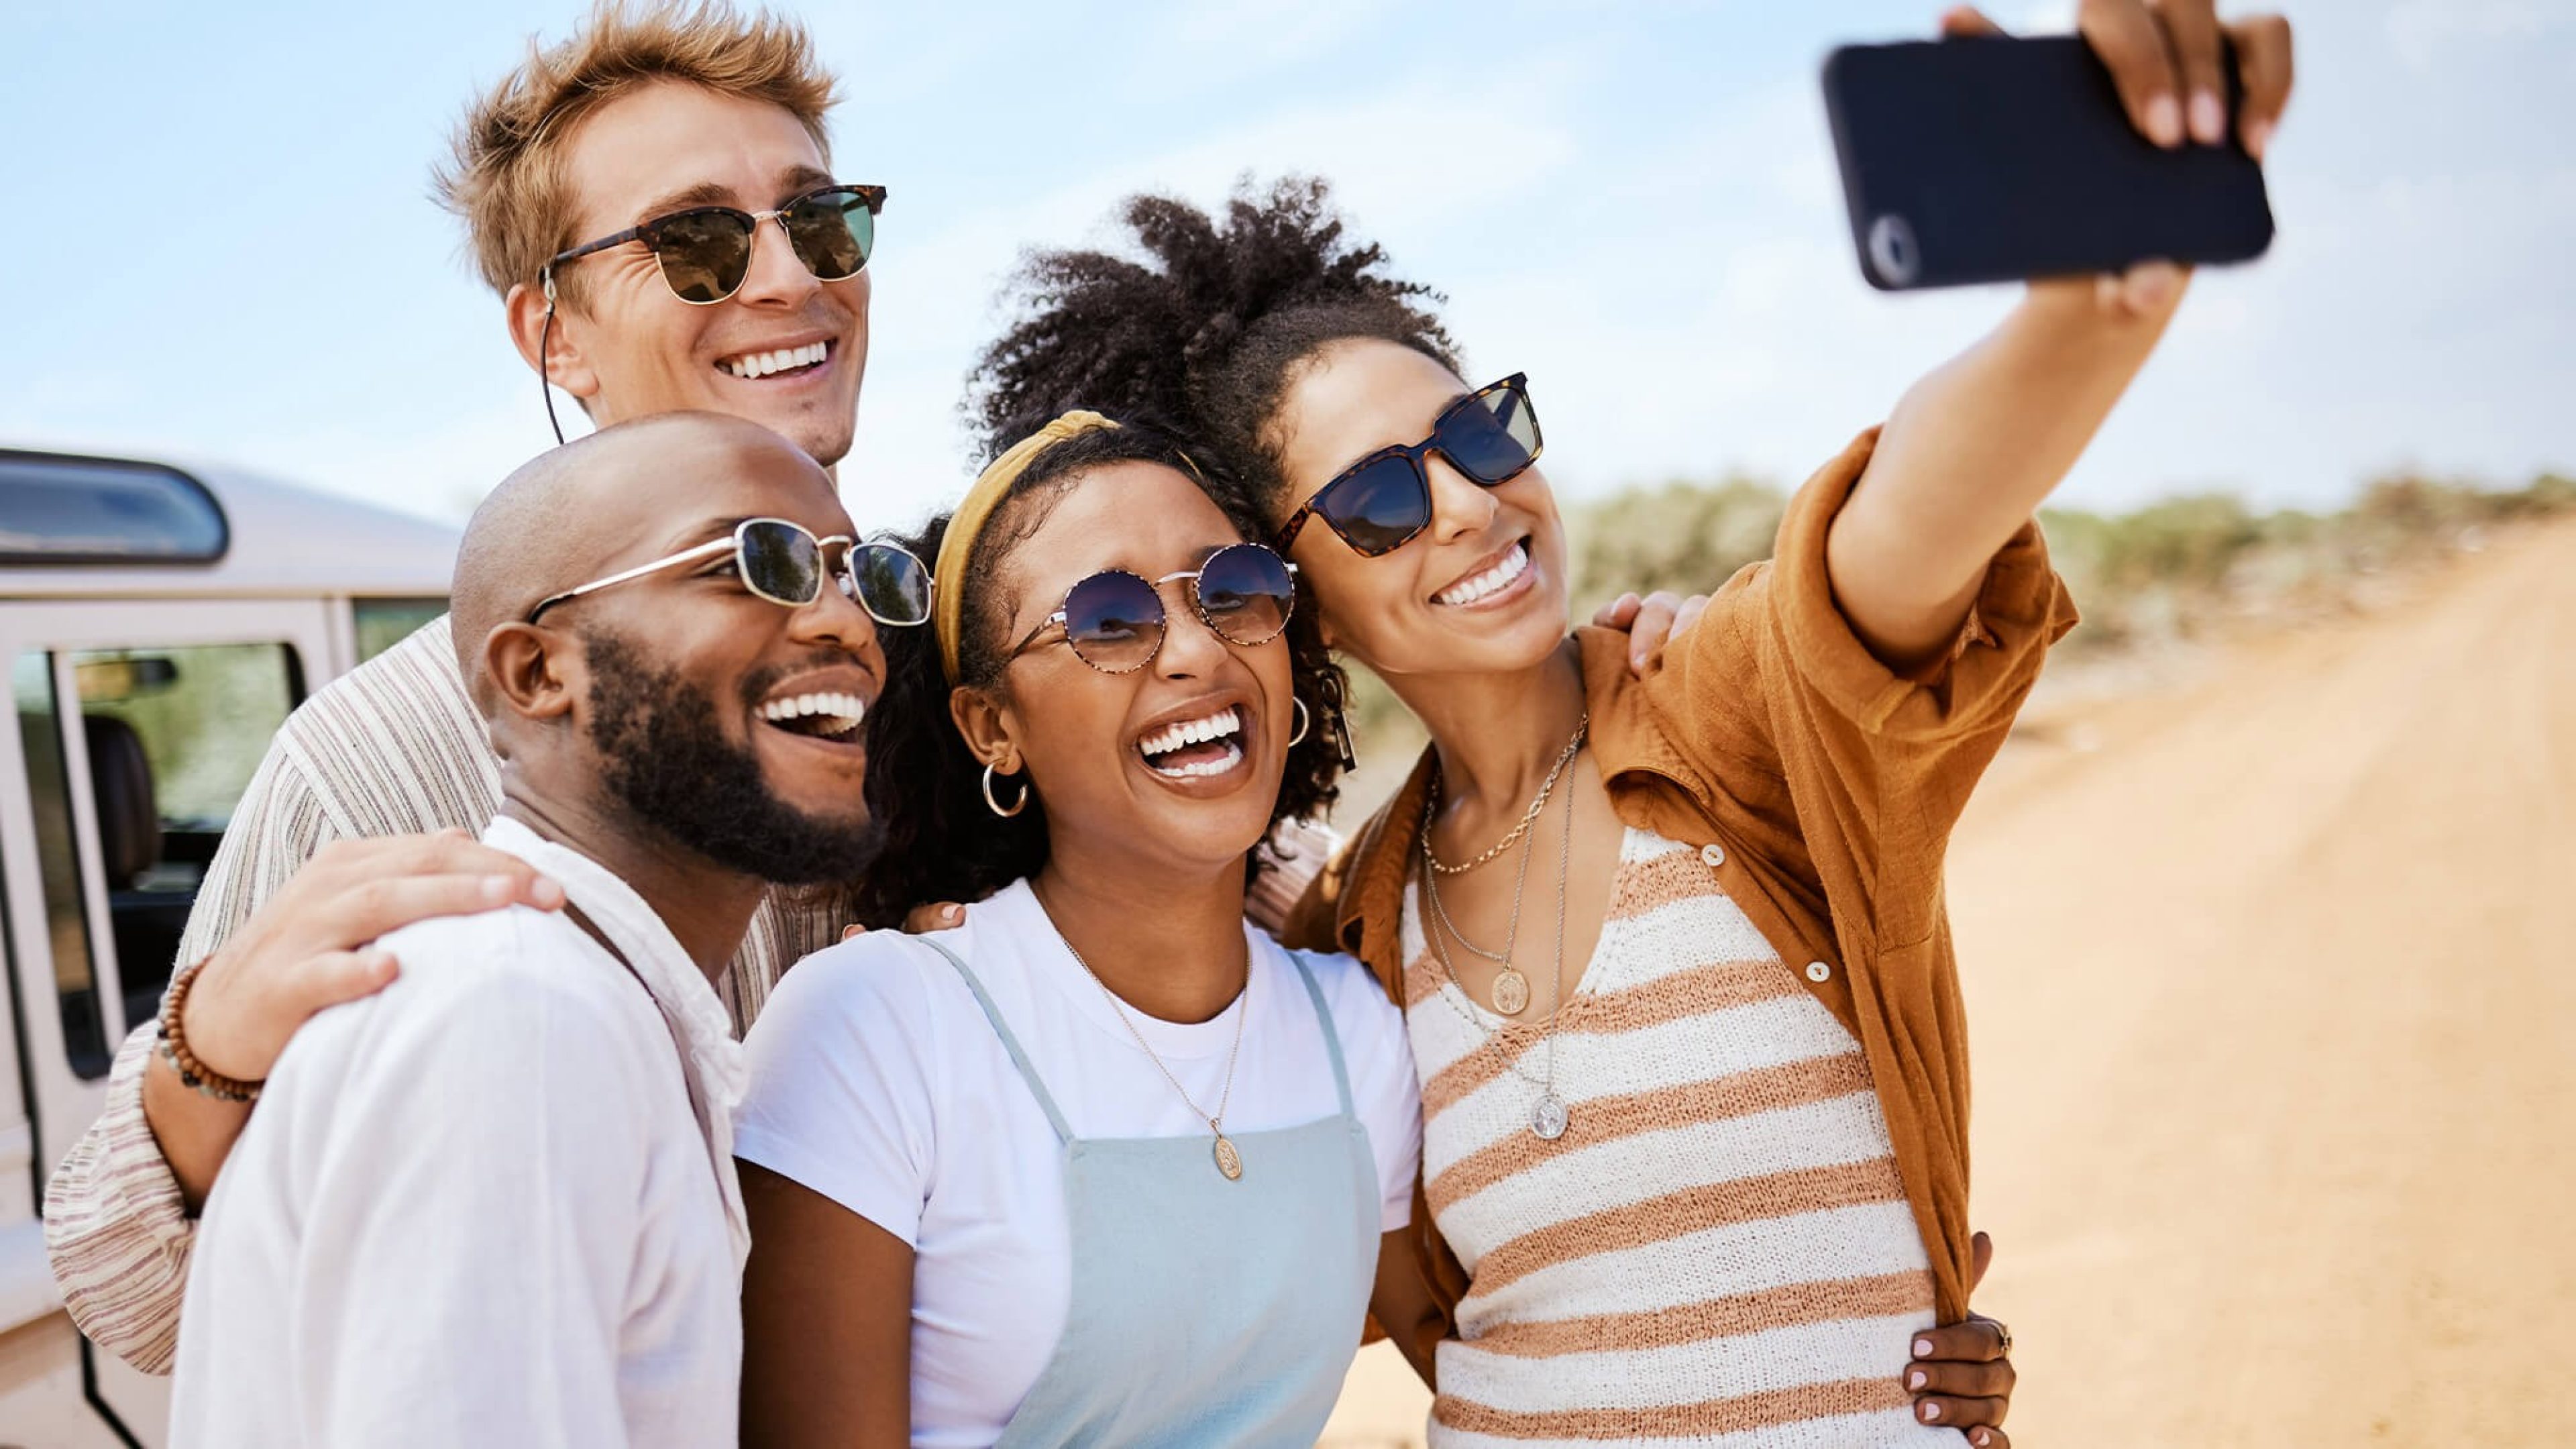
[1,598,335,1448]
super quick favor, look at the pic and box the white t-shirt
[735,878,1420,1449]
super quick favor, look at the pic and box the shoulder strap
[1287,953,1356,1118]
[922,939,1074,1144]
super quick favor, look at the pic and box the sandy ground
[1320,517,2576,1446]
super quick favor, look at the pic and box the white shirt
[170,817,749,1449]
[734,879,1420,1449]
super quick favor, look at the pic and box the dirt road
[1323,517,2576,1446]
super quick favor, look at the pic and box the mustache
[737,647,879,708]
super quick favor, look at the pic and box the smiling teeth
[721,341,828,379]
[761,690,867,735]
[1434,541,1531,606]
[1137,706,1241,759]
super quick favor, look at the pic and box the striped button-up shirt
[42,614,1333,1372]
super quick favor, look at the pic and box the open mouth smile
[1432,538,1533,608]
[1135,704,1246,780]
[760,688,867,745]
[717,339,833,381]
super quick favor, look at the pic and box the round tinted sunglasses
[1010,543,1297,674]
[1273,373,1543,559]
[525,517,932,628]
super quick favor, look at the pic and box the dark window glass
[0,451,228,565]
[353,597,449,664]
[12,653,107,1079]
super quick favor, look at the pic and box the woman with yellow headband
[731,412,1435,1446]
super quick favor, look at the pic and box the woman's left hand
[1903,1229,2018,1444]
[1939,1,2296,317]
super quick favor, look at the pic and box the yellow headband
[934,410,1122,681]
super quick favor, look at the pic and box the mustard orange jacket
[1283,428,2080,1365]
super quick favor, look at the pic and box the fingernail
[532,876,566,907]
[1922,1401,1942,1422]
[1914,1338,1934,1359]
[1974,1432,1993,1446]
[2144,93,2183,148]
[481,874,517,905]
[2243,118,2273,162]
[1909,1369,1927,1390]
[2188,89,2225,145]
[945,904,963,923]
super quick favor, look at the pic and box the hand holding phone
[1823,3,2295,296]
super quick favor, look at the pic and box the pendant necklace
[1056,929,1250,1181]
[1423,765,1580,1141]
[1421,714,1587,1016]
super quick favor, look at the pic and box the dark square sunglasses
[1010,542,1297,674]
[541,183,887,307]
[1273,373,1543,559]
[525,517,931,627]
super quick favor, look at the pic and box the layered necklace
[1419,712,1588,1140]
[1418,715,1587,1017]
[1057,930,1251,1181]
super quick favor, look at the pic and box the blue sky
[4,0,2570,533]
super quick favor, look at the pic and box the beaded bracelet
[156,957,262,1104]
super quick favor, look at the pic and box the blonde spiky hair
[433,0,838,305]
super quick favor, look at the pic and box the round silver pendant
[1530,1093,1569,1140]
[1491,968,1531,1016]
[1213,1135,1244,1181]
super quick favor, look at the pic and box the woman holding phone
[963,7,2292,1444]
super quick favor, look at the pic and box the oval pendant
[1213,1134,1244,1181]
[1491,968,1531,1016]
[1531,1093,1569,1141]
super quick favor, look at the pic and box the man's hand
[1591,590,1713,676]
[180,830,564,1082]
[1940,1,2296,317]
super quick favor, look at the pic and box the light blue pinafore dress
[924,940,1382,1448]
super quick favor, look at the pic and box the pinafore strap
[925,940,1075,1145]
[1286,955,1355,1118]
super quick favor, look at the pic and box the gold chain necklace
[1421,714,1589,877]
[1420,712,1587,1014]
[1421,771,1578,1140]
[1056,932,1251,1181]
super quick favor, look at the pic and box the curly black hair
[847,416,1354,930]
[967,175,1461,526]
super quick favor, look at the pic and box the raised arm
[1827,0,2294,669]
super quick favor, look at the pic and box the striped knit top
[1406,827,1960,1447]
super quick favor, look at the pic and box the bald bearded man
[166,416,888,1449]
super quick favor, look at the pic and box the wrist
[159,957,262,1103]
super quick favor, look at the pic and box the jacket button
[1699,843,1726,867]
[1805,961,1833,983]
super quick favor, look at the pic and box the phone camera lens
[1868,213,1920,286]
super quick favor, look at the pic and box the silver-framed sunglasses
[1010,541,1298,674]
[525,516,931,627]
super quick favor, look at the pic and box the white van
[1,447,457,1447]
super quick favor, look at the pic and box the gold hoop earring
[1288,698,1311,747]
[981,762,1028,818]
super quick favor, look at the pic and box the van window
[0,450,228,565]
[354,597,449,664]
[12,653,109,1078]
[72,644,304,1035]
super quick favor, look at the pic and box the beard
[579,629,881,887]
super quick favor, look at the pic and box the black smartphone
[1821,36,2274,290]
